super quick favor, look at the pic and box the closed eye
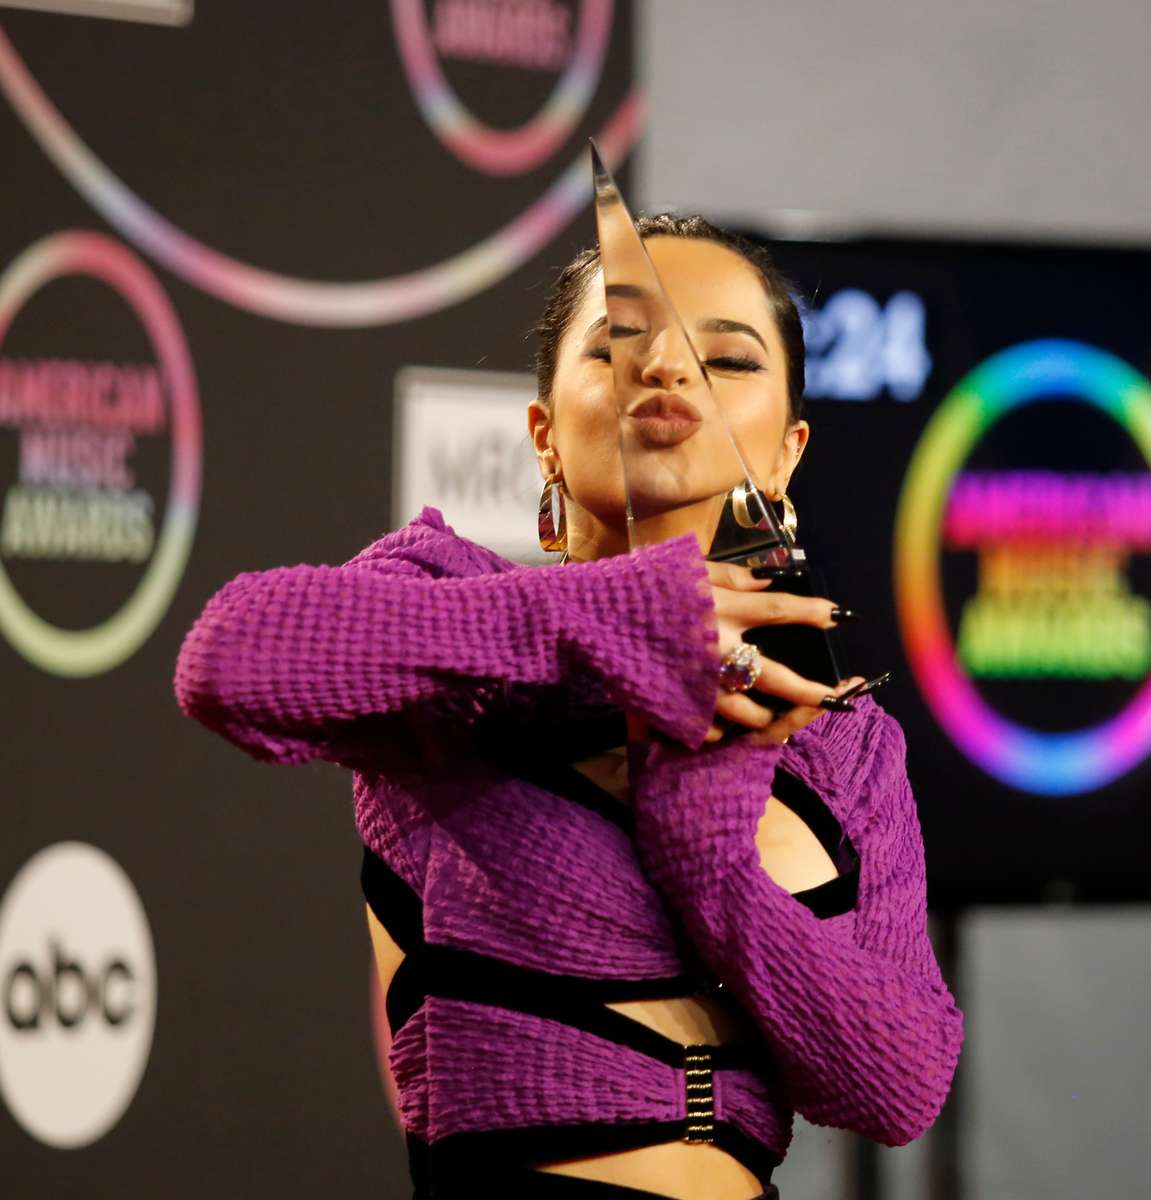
[585,323,643,363]
[586,348,764,372]
[706,354,763,373]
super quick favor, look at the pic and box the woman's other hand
[704,561,864,747]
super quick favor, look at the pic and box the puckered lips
[626,392,703,447]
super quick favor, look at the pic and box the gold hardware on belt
[682,1044,715,1143]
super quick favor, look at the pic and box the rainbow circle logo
[0,231,201,677]
[894,339,1151,795]
[391,0,613,176]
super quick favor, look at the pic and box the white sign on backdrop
[0,0,192,24]
[392,365,545,563]
[0,841,157,1148]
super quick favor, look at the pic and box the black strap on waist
[362,845,768,1069]
[365,840,784,1188]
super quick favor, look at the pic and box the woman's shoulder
[341,506,521,580]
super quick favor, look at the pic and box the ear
[779,419,810,492]
[527,398,558,480]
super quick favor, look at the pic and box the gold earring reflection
[538,471,568,553]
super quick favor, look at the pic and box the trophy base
[740,566,844,714]
[707,547,846,715]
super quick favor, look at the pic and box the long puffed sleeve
[629,698,964,1146]
[174,509,721,768]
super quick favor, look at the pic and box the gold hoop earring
[731,482,773,530]
[538,472,567,553]
[731,483,754,529]
[780,492,798,544]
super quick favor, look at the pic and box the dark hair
[531,212,806,424]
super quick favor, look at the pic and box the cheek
[550,365,630,507]
[553,365,618,451]
[727,382,788,469]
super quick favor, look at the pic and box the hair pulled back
[531,213,806,424]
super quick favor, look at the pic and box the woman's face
[530,236,808,538]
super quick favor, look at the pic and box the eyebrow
[697,316,767,352]
[582,284,768,352]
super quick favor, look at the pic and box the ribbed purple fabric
[713,1069,792,1153]
[630,709,964,1145]
[173,506,964,1162]
[394,999,683,1141]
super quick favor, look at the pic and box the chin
[626,464,737,511]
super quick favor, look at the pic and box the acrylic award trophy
[589,142,845,711]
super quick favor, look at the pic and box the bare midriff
[365,748,841,1200]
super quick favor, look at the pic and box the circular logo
[0,842,157,1148]
[894,339,1151,795]
[0,23,641,326]
[0,230,201,678]
[391,0,613,175]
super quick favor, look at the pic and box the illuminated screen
[742,232,1151,905]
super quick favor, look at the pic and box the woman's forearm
[630,707,964,1145]
[173,518,721,766]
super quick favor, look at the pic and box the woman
[174,214,964,1200]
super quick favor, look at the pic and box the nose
[637,326,692,391]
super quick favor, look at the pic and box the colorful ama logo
[0,231,201,676]
[392,0,614,176]
[894,339,1151,795]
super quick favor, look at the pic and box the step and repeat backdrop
[3,1,1150,1194]
[0,1,637,1193]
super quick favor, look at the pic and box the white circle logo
[0,842,157,1148]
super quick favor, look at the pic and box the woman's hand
[704,560,864,747]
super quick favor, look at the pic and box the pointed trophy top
[589,138,621,208]
[586,138,794,570]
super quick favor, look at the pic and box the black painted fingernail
[838,671,893,700]
[750,566,776,580]
[830,607,859,623]
[820,696,856,712]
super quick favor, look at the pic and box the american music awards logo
[393,0,611,175]
[894,339,1151,795]
[0,230,202,676]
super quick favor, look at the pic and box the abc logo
[4,940,137,1030]
[0,842,156,1148]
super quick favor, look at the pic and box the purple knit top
[173,506,964,1178]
